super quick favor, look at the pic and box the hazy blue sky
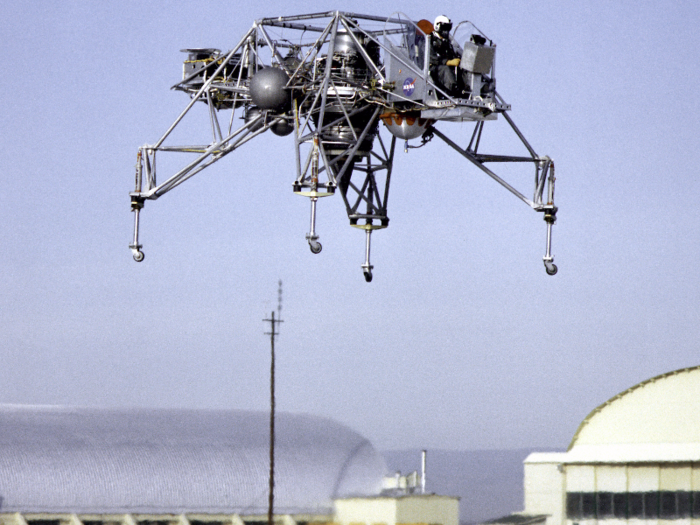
[1,0,698,452]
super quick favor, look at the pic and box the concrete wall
[334,495,459,525]
[524,454,566,525]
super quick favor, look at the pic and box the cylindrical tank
[333,32,380,62]
[331,31,380,81]
[334,32,361,57]
[318,107,377,157]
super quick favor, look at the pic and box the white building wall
[660,466,692,490]
[567,466,596,492]
[395,496,459,525]
[335,497,397,525]
[627,466,659,492]
[513,368,700,525]
[523,454,567,525]
[595,466,627,492]
[334,495,458,525]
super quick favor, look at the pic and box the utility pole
[263,280,283,525]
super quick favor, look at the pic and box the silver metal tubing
[154,27,256,149]
[309,197,318,238]
[131,207,141,248]
[144,116,263,198]
[315,16,340,137]
[293,101,303,181]
[501,109,538,159]
[363,230,372,267]
[542,208,556,274]
[547,160,556,204]
[361,229,374,281]
[259,11,337,25]
[431,127,536,208]
[334,106,383,180]
[206,91,223,143]
[154,121,269,196]
[543,227,555,274]
[476,155,539,163]
[297,105,377,143]
[288,21,336,84]
[134,150,143,192]
[297,83,325,136]
[339,18,386,82]
[256,24,291,73]
[534,157,551,203]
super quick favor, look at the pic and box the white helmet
[434,15,452,34]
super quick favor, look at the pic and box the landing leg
[306,196,322,254]
[129,151,145,262]
[543,210,557,275]
[361,229,373,282]
[130,196,145,262]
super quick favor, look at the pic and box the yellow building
[335,495,459,525]
[503,366,700,525]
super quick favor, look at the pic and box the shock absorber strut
[129,149,145,262]
[305,135,322,254]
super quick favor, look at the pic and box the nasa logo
[402,78,415,96]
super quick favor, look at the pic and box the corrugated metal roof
[480,513,547,525]
[0,405,387,515]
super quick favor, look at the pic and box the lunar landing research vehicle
[129,11,557,281]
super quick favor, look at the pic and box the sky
[1,0,699,453]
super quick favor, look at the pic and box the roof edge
[567,366,700,451]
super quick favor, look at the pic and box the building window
[597,492,613,518]
[567,492,582,519]
[693,492,700,517]
[660,491,678,519]
[678,491,691,518]
[643,491,659,518]
[567,491,700,520]
[628,492,644,518]
[581,493,596,518]
[613,492,627,518]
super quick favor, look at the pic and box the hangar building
[504,365,700,525]
[0,405,457,525]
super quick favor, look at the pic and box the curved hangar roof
[566,365,700,463]
[0,405,387,515]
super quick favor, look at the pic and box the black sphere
[271,117,294,136]
[249,67,291,111]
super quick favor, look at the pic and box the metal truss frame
[129,10,557,278]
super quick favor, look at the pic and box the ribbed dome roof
[565,366,700,462]
[0,405,387,514]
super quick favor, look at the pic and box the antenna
[263,281,283,525]
[277,279,283,320]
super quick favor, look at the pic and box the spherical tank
[244,106,265,132]
[380,112,433,140]
[271,117,294,136]
[249,67,291,112]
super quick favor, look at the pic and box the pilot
[429,15,469,97]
